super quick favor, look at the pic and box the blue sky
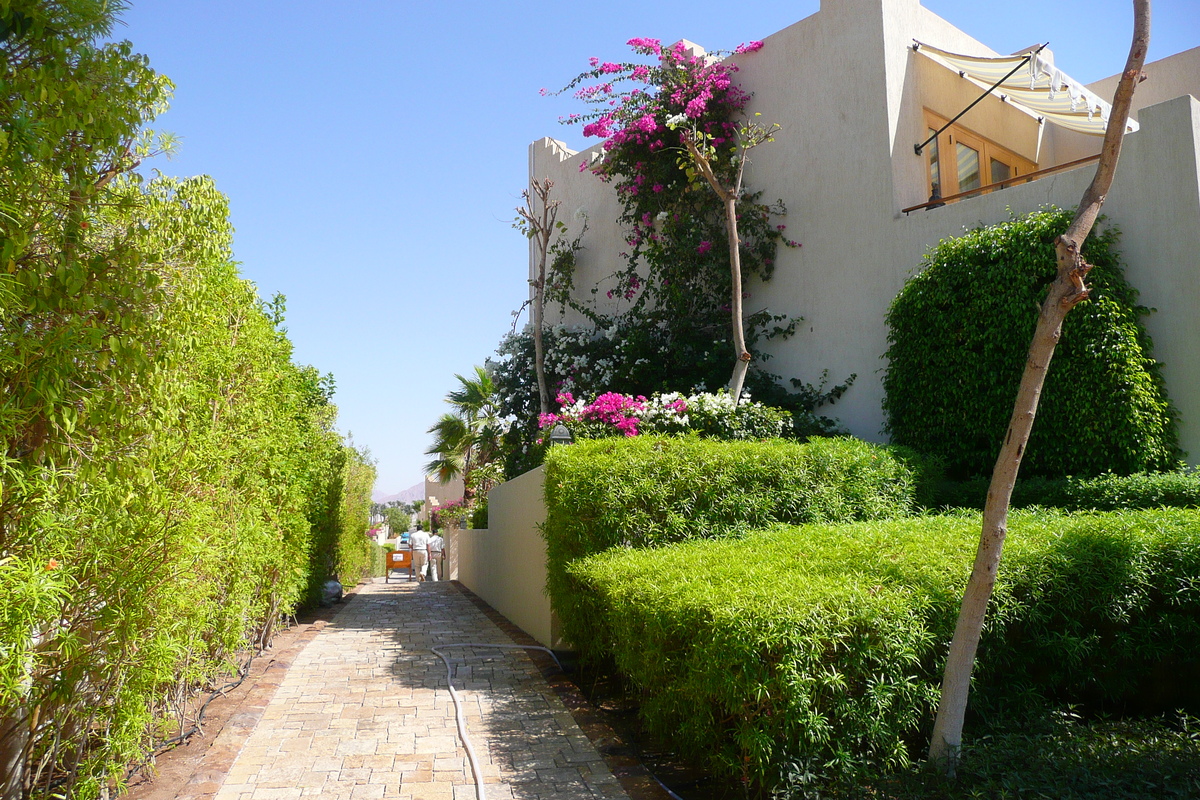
[116,1,1197,495]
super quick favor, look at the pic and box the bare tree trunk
[518,180,559,417]
[0,722,27,800]
[723,195,752,403]
[684,138,752,406]
[0,708,29,800]
[928,0,1151,773]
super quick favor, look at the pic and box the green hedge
[883,207,1179,479]
[543,436,933,645]
[935,467,1200,511]
[564,510,1200,789]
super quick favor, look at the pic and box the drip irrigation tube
[432,642,688,800]
[430,643,562,800]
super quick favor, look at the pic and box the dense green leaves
[882,207,1179,478]
[935,466,1200,511]
[0,4,373,796]
[542,436,932,649]
[565,509,1200,790]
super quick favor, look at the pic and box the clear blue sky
[116,1,1197,496]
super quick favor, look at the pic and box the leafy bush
[470,497,489,529]
[491,325,851,477]
[0,22,375,792]
[563,509,1200,790]
[539,389,792,441]
[542,436,932,646]
[883,207,1179,479]
[934,467,1200,511]
[826,710,1200,799]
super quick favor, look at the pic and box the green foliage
[883,207,1179,479]
[935,466,1200,511]
[542,436,929,647]
[816,709,1200,799]
[491,327,852,476]
[424,366,506,501]
[0,6,373,793]
[469,497,489,529]
[563,509,1200,790]
[494,39,852,471]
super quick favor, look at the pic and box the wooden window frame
[923,110,1036,198]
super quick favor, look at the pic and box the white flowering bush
[538,389,790,442]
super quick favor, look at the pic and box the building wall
[423,474,464,523]
[529,0,1200,465]
[449,466,560,648]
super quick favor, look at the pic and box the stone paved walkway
[212,579,631,800]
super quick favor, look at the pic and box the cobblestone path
[212,580,630,800]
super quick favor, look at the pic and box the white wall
[448,466,560,649]
[529,0,1200,465]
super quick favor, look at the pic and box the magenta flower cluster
[564,37,759,181]
[539,391,688,438]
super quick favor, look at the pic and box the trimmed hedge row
[542,436,933,644]
[564,510,1200,789]
[935,468,1200,512]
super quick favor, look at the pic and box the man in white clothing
[427,531,444,581]
[409,528,430,581]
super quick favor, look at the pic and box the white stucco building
[528,0,1200,463]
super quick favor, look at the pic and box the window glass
[956,142,980,192]
[928,129,941,196]
[990,158,1012,184]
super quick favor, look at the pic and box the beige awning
[915,42,1138,136]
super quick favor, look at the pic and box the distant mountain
[373,481,424,505]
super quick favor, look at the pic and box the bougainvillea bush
[491,324,852,476]
[537,390,792,441]
[493,37,858,475]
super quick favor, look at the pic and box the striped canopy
[916,42,1138,136]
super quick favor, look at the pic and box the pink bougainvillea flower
[734,41,765,54]
[627,37,662,55]
[697,240,712,255]
[556,392,575,406]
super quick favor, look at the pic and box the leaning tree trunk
[683,137,752,406]
[927,0,1151,773]
[518,179,559,417]
[723,194,752,404]
[0,708,29,800]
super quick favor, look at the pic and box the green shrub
[564,509,1200,789]
[935,467,1200,511]
[543,436,933,648]
[470,497,489,529]
[883,207,1179,479]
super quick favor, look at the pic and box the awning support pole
[913,42,1047,155]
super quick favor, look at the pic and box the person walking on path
[409,527,430,581]
[427,530,444,582]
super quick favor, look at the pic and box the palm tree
[423,366,506,501]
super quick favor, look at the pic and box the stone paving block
[204,582,630,800]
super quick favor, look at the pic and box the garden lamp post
[549,423,573,446]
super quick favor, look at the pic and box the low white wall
[448,466,561,649]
